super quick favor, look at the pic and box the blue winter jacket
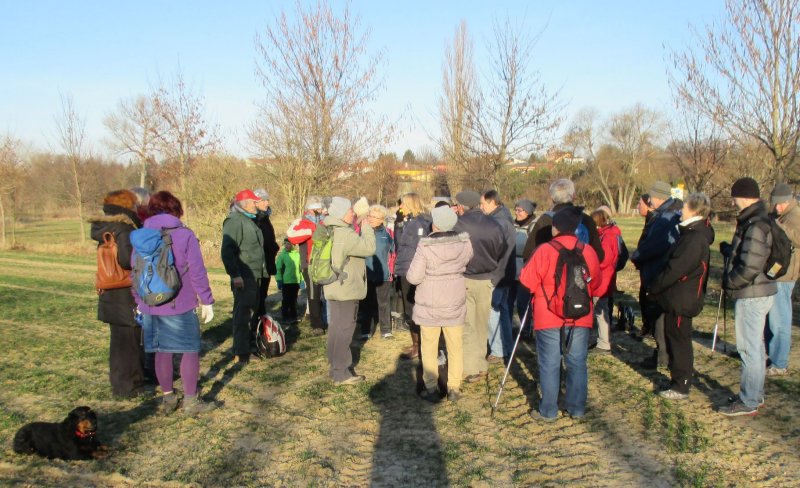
[394,214,432,276]
[631,198,681,286]
[367,225,393,282]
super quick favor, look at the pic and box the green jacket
[221,209,267,280]
[322,216,376,301]
[777,198,800,282]
[276,248,302,285]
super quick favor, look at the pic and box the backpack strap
[329,227,351,285]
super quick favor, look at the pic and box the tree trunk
[0,198,5,246]
[70,157,86,244]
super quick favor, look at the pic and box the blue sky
[0,1,725,157]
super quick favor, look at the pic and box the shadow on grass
[369,357,449,487]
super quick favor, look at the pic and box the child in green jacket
[276,239,303,323]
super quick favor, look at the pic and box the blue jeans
[488,286,513,358]
[516,281,532,327]
[536,326,589,418]
[766,281,794,369]
[734,295,774,408]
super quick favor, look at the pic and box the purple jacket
[132,213,214,315]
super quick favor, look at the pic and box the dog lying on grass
[13,406,109,460]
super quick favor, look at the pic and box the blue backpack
[545,210,590,244]
[130,227,183,306]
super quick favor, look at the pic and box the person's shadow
[369,357,449,487]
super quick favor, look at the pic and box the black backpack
[615,234,630,272]
[544,240,592,320]
[764,217,793,279]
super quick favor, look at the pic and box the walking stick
[491,303,531,418]
[721,255,729,354]
[710,289,724,353]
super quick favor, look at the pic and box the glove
[200,304,214,324]
[277,281,283,290]
[232,277,244,289]
[719,242,732,259]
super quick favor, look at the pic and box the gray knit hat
[455,191,481,209]
[431,205,458,232]
[771,183,794,206]
[327,196,352,219]
[515,199,536,215]
[649,181,672,201]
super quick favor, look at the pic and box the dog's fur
[12,406,108,460]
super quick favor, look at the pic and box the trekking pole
[721,255,729,354]
[491,303,531,418]
[710,289,724,353]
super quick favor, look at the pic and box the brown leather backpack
[96,231,131,292]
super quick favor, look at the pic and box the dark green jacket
[221,208,267,281]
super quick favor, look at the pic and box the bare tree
[53,94,89,243]
[438,21,477,193]
[467,17,563,188]
[251,0,390,215]
[104,95,164,188]
[152,69,220,192]
[0,134,26,245]
[562,107,600,162]
[670,0,800,183]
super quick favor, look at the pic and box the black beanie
[731,177,760,199]
[553,207,582,234]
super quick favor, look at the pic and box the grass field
[1,217,799,487]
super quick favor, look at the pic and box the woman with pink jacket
[406,206,473,403]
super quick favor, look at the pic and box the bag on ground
[255,315,286,357]
[130,227,182,306]
[544,240,592,320]
[95,231,132,291]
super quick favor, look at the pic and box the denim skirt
[142,310,201,353]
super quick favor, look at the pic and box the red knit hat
[235,189,262,202]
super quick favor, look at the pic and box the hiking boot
[447,389,461,402]
[766,366,789,377]
[658,389,688,400]
[486,354,503,364]
[719,399,758,417]
[418,387,442,404]
[334,374,366,386]
[182,396,219,415]
[237,354,250,364]
[529,410,558,423]
[464,372,487,384]
[157,392,179,416]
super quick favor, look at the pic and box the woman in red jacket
[520,207,602,421]
[591,207,621,354]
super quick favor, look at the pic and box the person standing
[253,188,280,325]
[631,181,681,369]
[132,191,216,415]
[221,189,267,363]
[634,193,655,337]
[589,206,621,355]
[323,197,376,385]
[406,205,473,403]
[361,204,395,339]
[765,183,800,377]
[89,190,146,398]
[513,199,537,326]
[480,190,517,363]
[648,193,714,399]
[276,239,302,324]
[520,207,602,421]
[393,193,432,360]
[287,197,327,335]
[452,191,505,383]
[719,178,777,416]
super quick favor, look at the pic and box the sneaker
[157,392,179,415]
[182,396,219,415]
[486,354,503,364]
[719,399,758,417]
[727,395,765,408]
[418,387,442,404]
[381,332,394,339]
[766,366,789,377]
[359,333,371,341]
[658,389,688,400]
[447,389,461,402]
[529,410,558,423]
[334,374,366,386]
[464,372,487,384]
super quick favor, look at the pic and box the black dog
[13,406,108,460]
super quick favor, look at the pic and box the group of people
[91,173,798,420]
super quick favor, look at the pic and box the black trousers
[281,283,300,322]
[360,281,392,335]
[302,269,325,330]
[664,312,694,393]
[399,276,418,332]
[109,323,145,397]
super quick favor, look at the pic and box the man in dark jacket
[631,181,681,368]
[253,188,280,329]
[221,189,267,363]
[648,193,714,400]
[89,189,146,398]
[719,178,777,416]
[481,190,516,362]
[521,178,604,263]
[453,190,506,382]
